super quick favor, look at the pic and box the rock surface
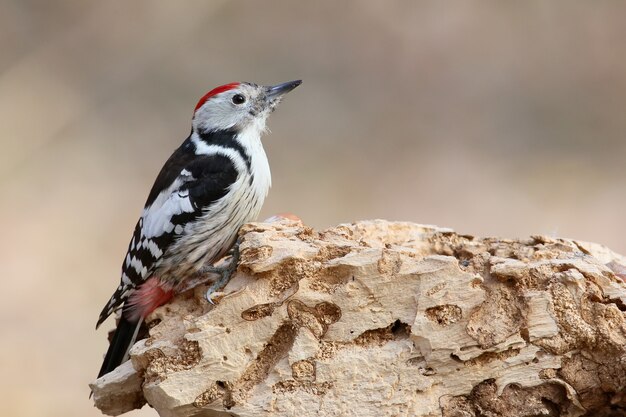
[91,220,626,417]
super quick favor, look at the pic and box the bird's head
[192,80,301,134]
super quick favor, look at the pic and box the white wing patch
[142,174,196,239]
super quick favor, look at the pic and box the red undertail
[97,277,173,378]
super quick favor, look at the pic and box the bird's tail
[96,277,172,379]
[97,315,143,379]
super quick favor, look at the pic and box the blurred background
[1,1,625,416]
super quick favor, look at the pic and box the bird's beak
[265,80,302,101]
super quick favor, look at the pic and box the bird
[95,80,302,379]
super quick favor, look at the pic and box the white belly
[157,156,271,285]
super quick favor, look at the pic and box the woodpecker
[95,80,301,379]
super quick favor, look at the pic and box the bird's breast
[156,148,271,284]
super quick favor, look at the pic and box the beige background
[1,1,625,416]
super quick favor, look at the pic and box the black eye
[232,94,246,105]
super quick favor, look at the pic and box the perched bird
[95,80,301,379]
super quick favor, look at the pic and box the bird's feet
[201,242,241,304]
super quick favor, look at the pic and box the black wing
[96,141,238,328]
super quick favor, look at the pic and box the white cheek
[194,92,260,132]
[197,104,234,131]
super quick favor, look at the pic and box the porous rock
[91,220,626,417]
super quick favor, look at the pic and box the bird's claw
[206,290,222,305]
[204,242,240,303]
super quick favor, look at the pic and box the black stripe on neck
[197,128,252,171]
